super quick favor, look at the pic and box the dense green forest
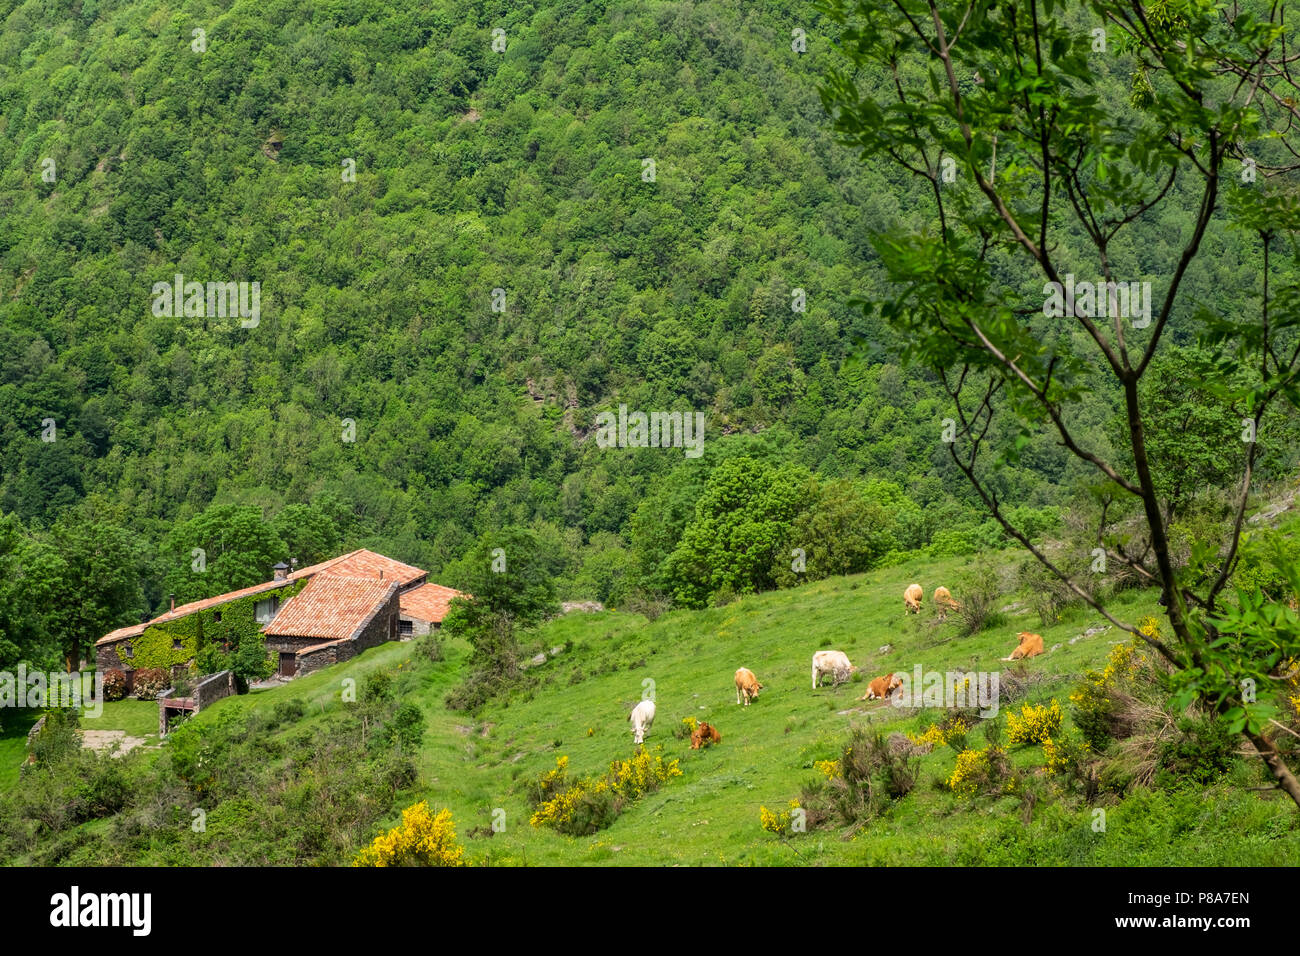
[2,0,1298,674]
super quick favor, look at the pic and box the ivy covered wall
[99,579,307,672]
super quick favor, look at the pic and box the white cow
[812,650,859,689]
[629,698,656,744]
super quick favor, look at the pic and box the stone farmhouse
[96,549,466,688]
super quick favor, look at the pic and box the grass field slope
[12,550,1293,867]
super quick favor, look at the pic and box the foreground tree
[441,527,558,710]
[37,513,141,671]
[821,0,1300,804]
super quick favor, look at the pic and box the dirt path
[80,729,154,757]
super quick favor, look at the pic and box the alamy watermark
[1043,273,1151,328]
[594,405,705,458]
[1,667,104,718]
[151,273,260,328]
[890,666,1000,717]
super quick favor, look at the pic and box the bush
[1156,716,1236,788]
[1007,699,1063,746]
[947,746,1014,797]
[363,670,393,702]
[196,642,229,677]
[1069,637,1148,750]
[101,669,127,702]
[272,698,306,725]
[624,590,670,622]
[353,802,466,867]
[132,668,169,700]
[230,634,275,688]
[954,566,1003,636]
[759,801,803,837]
[908,711,975,751]
[797,728,919,829]
[1018,557,1088,627]
[383,702,424,751]
[528,749,682,836]
[1043,729,1095,796]
[28,707,82,766]
[415,632,443,662]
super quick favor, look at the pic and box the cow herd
[627,582,1047,742]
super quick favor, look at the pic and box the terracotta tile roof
[289,549,427,588]
[98,623,148,645]
[95,579,291,646]
[399,583,469,624]
[96,549,431,647]
[262,575,399,642]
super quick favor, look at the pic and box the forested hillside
[2,0,1298,673]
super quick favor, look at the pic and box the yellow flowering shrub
[529,748,681,835]
[946,746,1010,797]
[354,801,466,867]
[1006,699,1063,745]
[1280,658,1300,718]
[759,799,802,836]
[814,759,841,780]
[907,715,969,748]
[1042,731,1090,777]
[606,747,682,801]
[1069,636,1147,750]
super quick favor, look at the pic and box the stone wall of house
[263,634,326,656]
[295,641,341,675]
[399,615,433,637]
[292,591,400,677]
[96,643,129,674]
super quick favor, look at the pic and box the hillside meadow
[7,551,1296,867]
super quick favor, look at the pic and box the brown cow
[1003,631,1045,661]
[904,583,923,614]
[933,586,962,616]
[690,721,722,749]
[734,667,763,706]
[860,673,902,702]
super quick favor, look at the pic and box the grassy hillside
[32,550,1291,867]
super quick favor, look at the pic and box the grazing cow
[690,721,722,749]
[812,650,859,689]
[1003,631,1045,661]
[628,699,656,744]
[904,583,924,614]
[734,667,763,706]
[860,672,902,702]
[933,586,962,616]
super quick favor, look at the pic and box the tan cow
[933,586,962,616]
[904,583,923,614]
[860,673,902,702]
[1003,631,1045,661]
[734,667,763,706]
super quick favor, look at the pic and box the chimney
[170,594,175,612]
[273,561,289,582]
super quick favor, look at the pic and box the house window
[399,620,414,636]
[172,638,183,650]
[123,643,133,659]
[213,611,222,623]
[254,596,280,623]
